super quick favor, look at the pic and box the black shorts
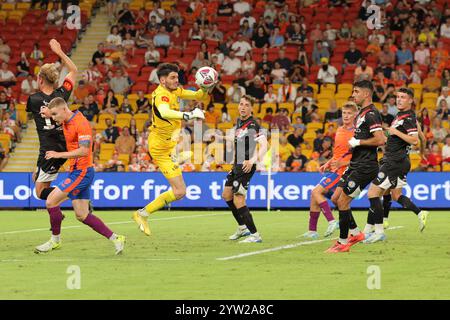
[338,165,379,198]
[224,165,256,196]
[34,152,67,183]
[372,158,410,190]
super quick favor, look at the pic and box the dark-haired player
[363,88,429,243]
[326,80,386,253]
[132,63,215,235]
[220,95,268,243]
[27,39,77,201]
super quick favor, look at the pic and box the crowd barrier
[0,172,449,209]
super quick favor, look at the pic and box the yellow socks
[144,190,177,215]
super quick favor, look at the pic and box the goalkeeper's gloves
[183,108,205,120]
[348,137,361,148]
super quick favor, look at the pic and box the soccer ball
[195,66,218,88]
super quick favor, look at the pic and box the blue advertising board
[0,172,449,209]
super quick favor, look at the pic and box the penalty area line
[0,213,229,236]
[216,226,404,261]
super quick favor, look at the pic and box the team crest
[348,181,356,188]
[233,181,239,187]
[235,128,248,139]
[378,172,385,179]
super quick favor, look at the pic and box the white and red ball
[195,66,219,88]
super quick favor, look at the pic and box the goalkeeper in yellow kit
[132,63,213,235]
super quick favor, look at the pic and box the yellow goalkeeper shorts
[148,139,182,179]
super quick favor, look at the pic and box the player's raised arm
[49,39,78,85]
[155,95,205,121]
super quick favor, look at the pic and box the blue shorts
[58,167,94,200]
[319,172,341,198]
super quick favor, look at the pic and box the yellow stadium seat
[95,122,107,131]
[118,154,130,166]
[335,98,348,108]
[133,113,149,121]
[442,121,449,129]
[1,3,16,10]
[422,92,438,100]
[214,103,224,110]
[272,84,282,91]
[228,109,239,119]
[98,113,115,125]
[335,91,351,100]
[374,102,382,110]
[338,83,353,92]
[421,99,437,109]
[116,94,124,107]
[306,122,323,132]
[145,2,155,10]
[317,99,331,109]
[260,103,276,113]
[321,83,336,93]
[116,114,132,128]
[217,122,234,131]
[443,163,450,172]
[16,2,31,10]
[309,83,319,97]
[302,149,312,158]
[100,143,115,152]
[278,102,294,113]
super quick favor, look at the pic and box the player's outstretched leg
[223,186,250,240]
[74,200,125,255]
[392,190,429,232]
[233,195,261,243]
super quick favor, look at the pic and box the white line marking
[217,226,404,261]
[0,258,183,263]
[0,212,229,236]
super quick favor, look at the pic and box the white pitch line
[0,258,183,263]
[0,212,229,236]
[217,226,405,261]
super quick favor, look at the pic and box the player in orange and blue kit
[302,102,357,239]
[34,97,125,255]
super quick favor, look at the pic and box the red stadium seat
[131,82,148,93]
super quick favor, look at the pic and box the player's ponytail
[39,63,59,86]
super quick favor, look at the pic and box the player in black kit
[326,80,386,253]
[27,39,77,200]
[363,88,429,243]
[218,95,268,243]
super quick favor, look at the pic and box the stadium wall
[0,172,449,209]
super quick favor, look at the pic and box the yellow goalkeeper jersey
[150,85,206,143]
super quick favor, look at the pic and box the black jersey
[233,116,264,165]
[26,78,74,153]
[349,104,383,171]
[384,109,418,161]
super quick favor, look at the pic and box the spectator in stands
[309,23,323,43]
[0,63,16,89]
[211,80,227,103]
[351,19,368,39]
[217,0,233,17]
[263,107,274,124]
[73,80,90,104]
[222,50,242,75]
[106,25,122,50]
[277,77,297,102]
[271,62,288,84]
[431,118,448,143]
[148,68,160,85]
[206,23,224,42]
[287,128,304,148]
[409,63,423,84]
[323,22,338,49]
[233,0,251,15]
[436,99,449,121]
[154,25,171,50]
[0,142,8,171]
[109,69,130,94]
[252,26,270,49]
[441,16,450,39]
[414,42,430,66]
[274,49,292,72]
[418,107,431,135]
[313,129,325,152]
[226,80,245,103]
[354,59,374,81]
[220,106,231,123]
[29,43,44,62]
[312,41,330,66]
[263,85,277,104]
[103,118,120,144]
[188,22,205,41]
[145,43,160,67]
[437,86,450,107]
[102,89,119,113]
[269,27,285,48]
[396,42,413,66]
[46,2,64,27]
[317,57,338,85]
[0,38,10,63]
[191,52,209,70]
[285,146,308,172]
[339,21,351,40]
[117,2,135,25]
[292,116,306,131]
[170,25,187,50]
[245,76,265,103]
[240,52,256,76]
[380,103,394,128]
[3,112,21,143]
[136,91,149,113]
[286,23,307,45]
[442,135,450,164]
[366,37,381,56]
[16,52,30,77]
[205,104,220,126]
[271,108,291,132]
[343,41,362,71]
[324,101,342,124]
[115,126,136,156]
[385,94,398,116]
[79,97,97,122]
[119,98,133,115]
[92,43,106,66]
[21,74,38,96]
[240,20,254,39]
[278,136,295,163]
[427,142,443,170]
[149,1,165,24]
[378,44,396,78]
[122,32,136,57]
[423,68,442,93]
[231,33,252,57]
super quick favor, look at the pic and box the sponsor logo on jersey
[63,80,73,91]
[161,96,169,103]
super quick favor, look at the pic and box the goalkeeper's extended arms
[158,103,204,120]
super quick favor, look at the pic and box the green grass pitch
[0,209,449,299]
